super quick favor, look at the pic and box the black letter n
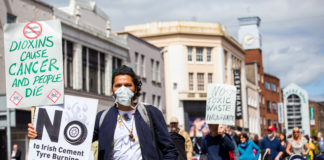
[35,108,62,142]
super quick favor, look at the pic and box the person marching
[28,65,178,160]
[238,132,260,160]
[286,127,310,160]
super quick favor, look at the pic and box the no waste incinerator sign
[4,20,64,108]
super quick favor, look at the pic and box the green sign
[310,106,315,125]
[4,20,64,108]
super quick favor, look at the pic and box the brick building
[238,16,282,135]
[264,73,282,133]
[309,101,324,133]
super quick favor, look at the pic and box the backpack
[91,102,160,159]
[169,132,186,160]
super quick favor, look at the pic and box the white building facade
[283,83,310,136]
[125,21,248,134]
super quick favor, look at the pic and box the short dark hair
[241,132,249,140]
[312,136,318,141]
[111,65,142,100]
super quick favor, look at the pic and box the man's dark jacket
[201,133,235,160]
[93,104,178,160]
[12,150,21,160]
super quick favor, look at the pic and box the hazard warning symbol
[10,91,23,106]
[48,89,61,103]
[23,21,42,39]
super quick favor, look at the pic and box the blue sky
[43,0,324,101]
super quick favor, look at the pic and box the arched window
[287,94,302,129]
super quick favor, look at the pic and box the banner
[206,84,236,125]
[233,69,242,119]
[4,20,64,108]
[278,103,284,124]
[28,95,98,160]
[310,106,315,125]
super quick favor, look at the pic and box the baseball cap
[170,117,179,123]
[267,126,275,132]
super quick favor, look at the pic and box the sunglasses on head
[293,131,300,133]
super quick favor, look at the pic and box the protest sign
[4,20,64,108]
[206,84,237,125]
[28,95,98,160]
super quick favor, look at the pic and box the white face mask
[114,86,134,106]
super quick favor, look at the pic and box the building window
[82,47,87,91]
[157,96,161,107]
[152,94,156,106]
[142,92,146,103]
[156,61,160,82]
[63,39,73,88]
[273,120,277,130]
[135,52,139,74]
[140,55,145,77]
[196,47,203,62]
[151,59,155,81]
[287,94,302,129]
[7,13,16,23]
[272,102,277,113]
[208,73,213,84]
[89,48,98,93]
[188,47,193,62]
[267,100,271,113]
[271,83,276,92]
[189,73,194,91]
[112,56,122,70]
[100,53,105,94]
[197,73,204,91]
[82,46,106,94]
[268,119,272,127]
[207,48,212,62]
[265,81,270,90]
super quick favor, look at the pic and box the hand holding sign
[206,84,236,125]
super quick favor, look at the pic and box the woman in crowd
[311,136,322,159]
[238,132,260,160]
[279,133,289,160]
[304,135,315,160]
[286,127,310,160]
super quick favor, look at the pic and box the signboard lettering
[4,20,64,108]
[234,69,242,119]
[28,95,98,160]
[206,84,236,125]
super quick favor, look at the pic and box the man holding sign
[29,65,178,160]
[200,84,236,160]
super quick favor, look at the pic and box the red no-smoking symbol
[23,21,43,39]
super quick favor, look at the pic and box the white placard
[4,20,64,108]
[206,84,237,125]
[28,95,98,160]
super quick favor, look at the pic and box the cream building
[125,21,248,132]
[245,62,261,136]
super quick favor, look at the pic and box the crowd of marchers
[182,124,324,160]
[26,65,324,160]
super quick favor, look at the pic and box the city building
[116,32,166,115]
[264,73,282,133]
[124,21,248,135]
[309,101,324,134]
[245,62,261,135]
[238,16,282,135]
[283,83,310,136]
[0,0,128,159]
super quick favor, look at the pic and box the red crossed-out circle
[23,21,43,39]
